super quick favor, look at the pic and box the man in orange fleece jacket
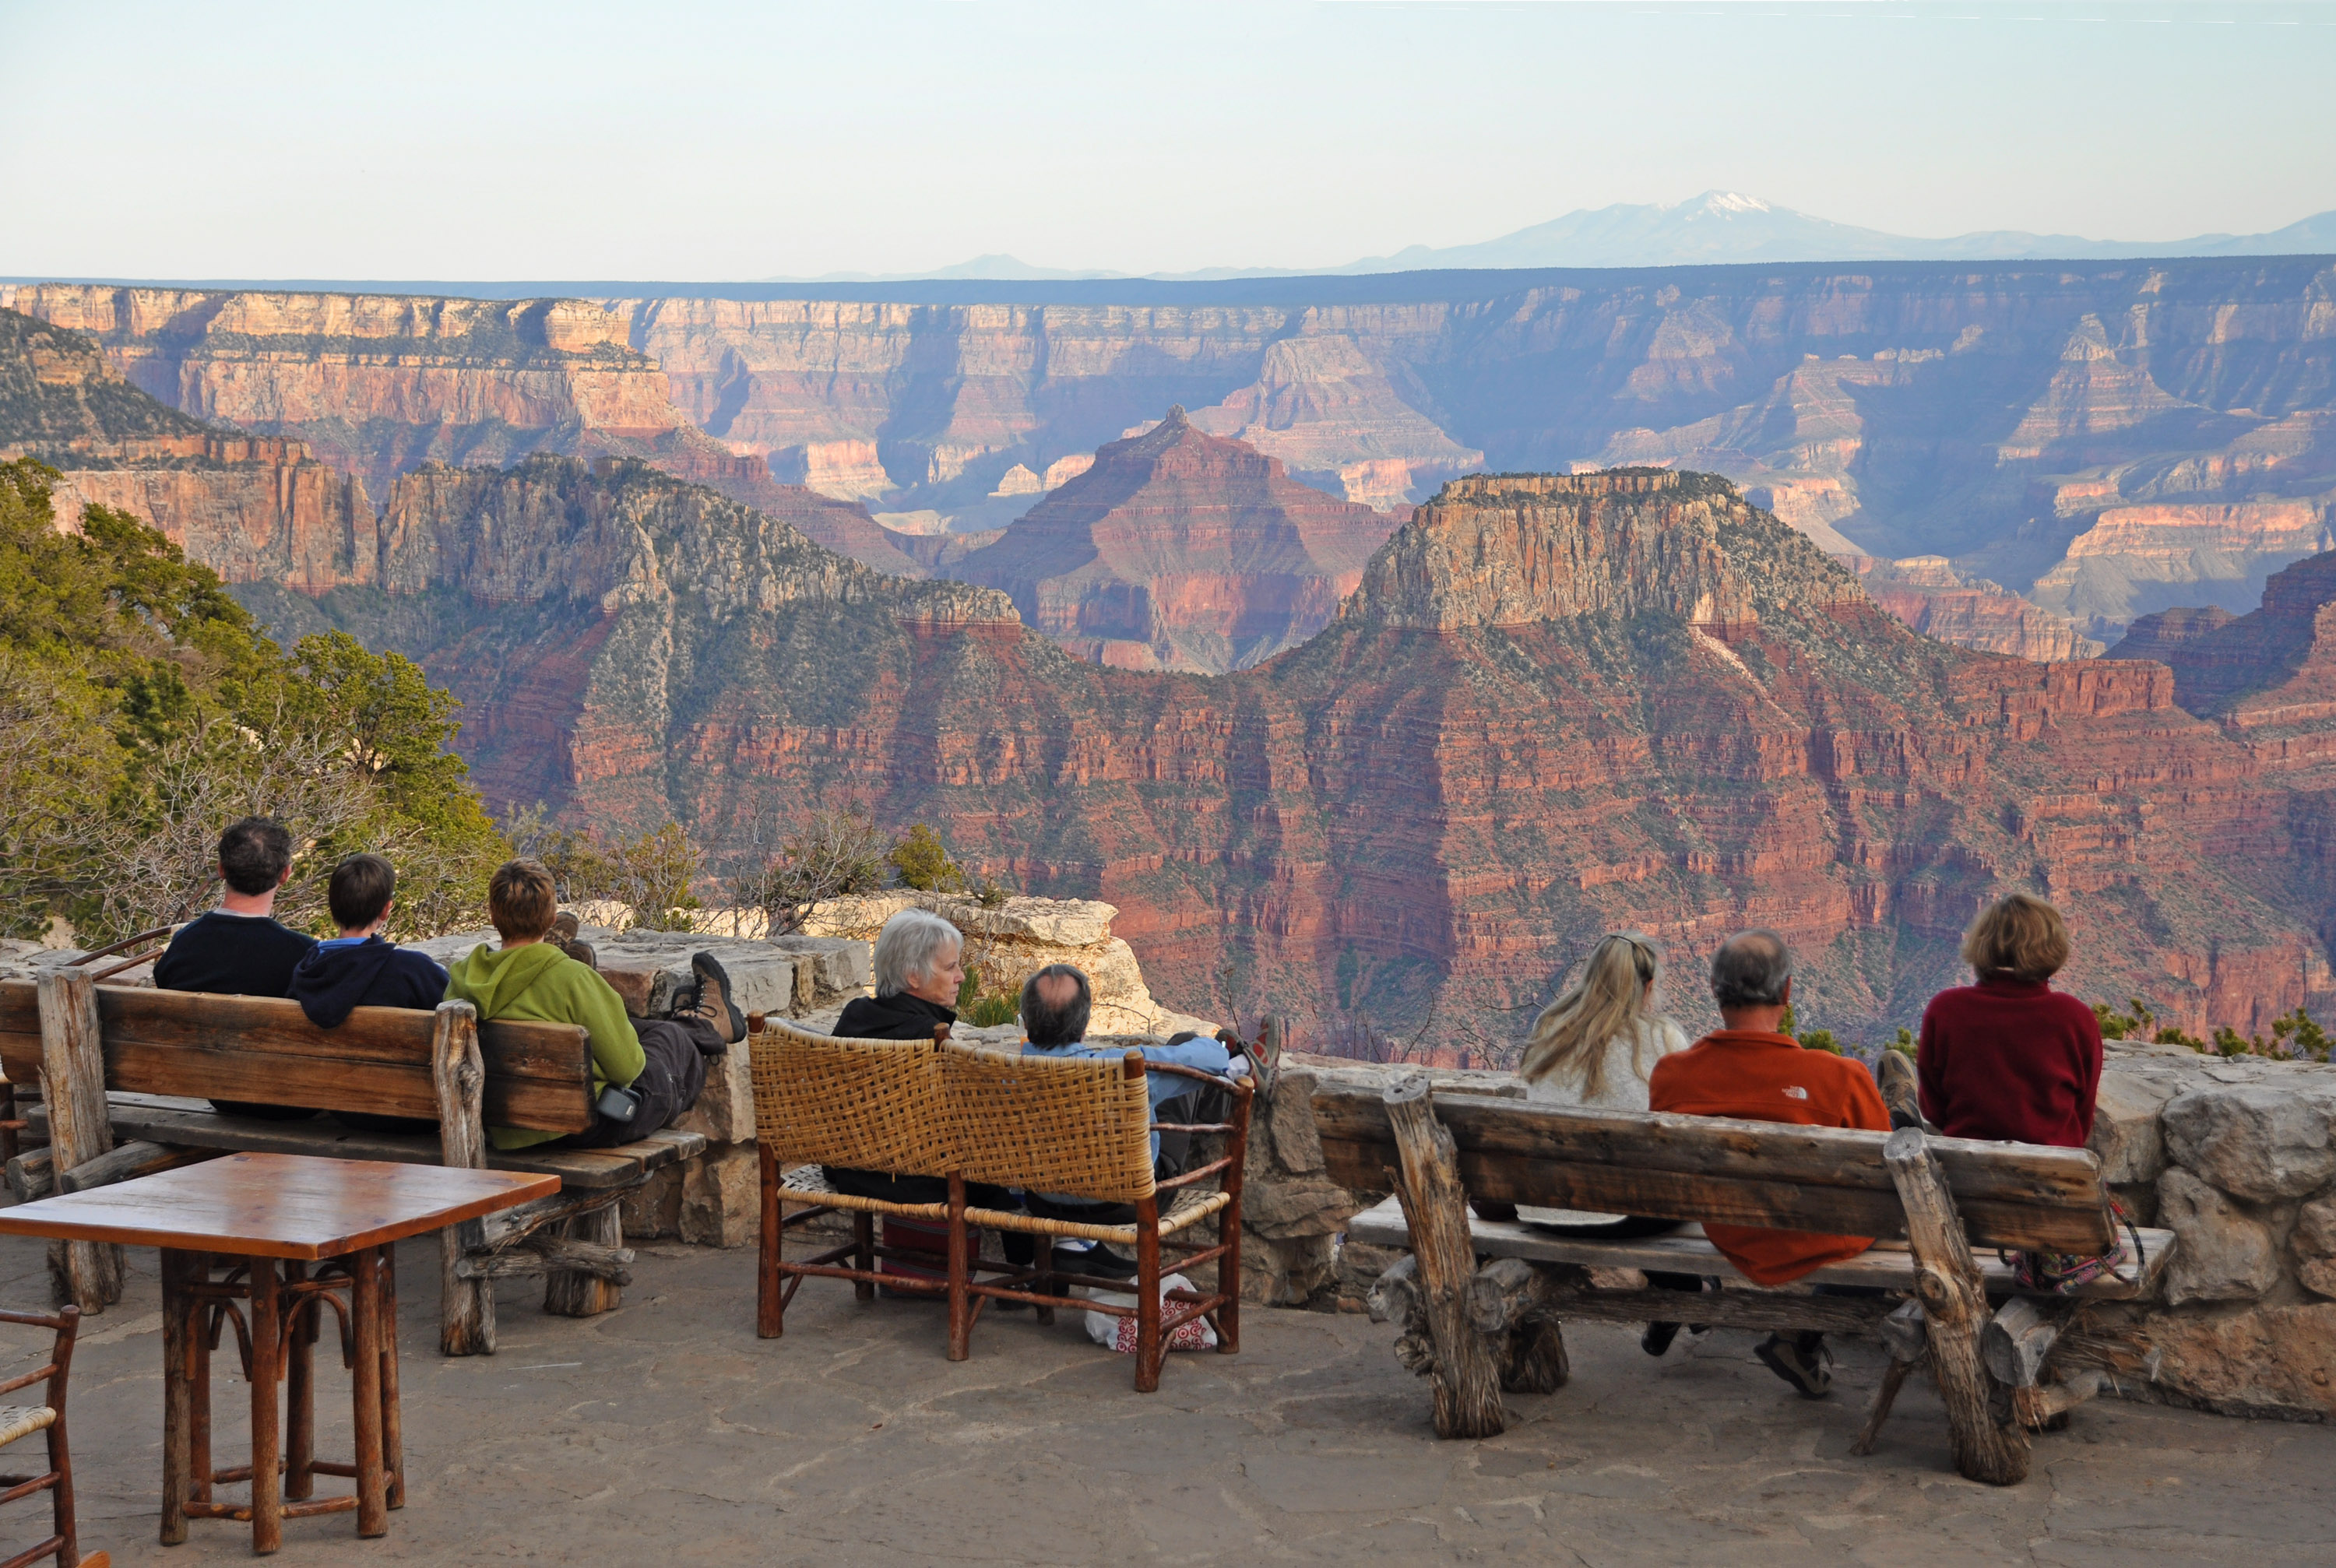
[1649,929,1890,1397]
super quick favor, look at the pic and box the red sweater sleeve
[2070,996,2105,1141]
[1916,996,1948,1129]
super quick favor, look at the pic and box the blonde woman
[1515,933,1703,1356]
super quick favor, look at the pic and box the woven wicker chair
[0,1305,105,1567]
[751,1016,1013,1334]
[751,1018,1251,1391]
[942,1048,1249,1392]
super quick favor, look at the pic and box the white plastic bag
[1082,1271,1219,1354]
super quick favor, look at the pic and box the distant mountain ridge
[768,192,2336,283]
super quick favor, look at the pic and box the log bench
[0,973,704,1354]
[1318,1074,2173,1485]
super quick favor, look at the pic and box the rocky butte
[219,446,2336,1048]
[943,406,1406,672]
[19,255,2336,649]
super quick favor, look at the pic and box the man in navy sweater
[153,817,318,1119]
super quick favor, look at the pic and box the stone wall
[800,891,1219,1037]
[2082,1040,2336,1419]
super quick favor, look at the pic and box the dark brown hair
[218,816,294,895]
[327,853,396,931]
[1961,893,2070,983]
[488,860,560,942]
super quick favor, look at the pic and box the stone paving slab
[3,1237,2331,1566]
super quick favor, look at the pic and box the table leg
[284,1261,315,1502]
[160,1250,193,1545]
[248,1257,283,1555]
[350,1244,388,1538]
[378,1242,404,1510]
[190,1257,213,1509]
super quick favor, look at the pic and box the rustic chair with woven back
[942,1045,1249,1390]
[751,1018,1252,1390]
[0,1304,105,1567]
[751,1016,991,1320]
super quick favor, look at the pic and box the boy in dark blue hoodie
[287,853,451,1132]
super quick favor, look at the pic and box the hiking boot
[1875,1049,1923,1130]
[688,951,744,1050]
[1755,1331,1834,1398]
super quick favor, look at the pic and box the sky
[3,0,2333,282]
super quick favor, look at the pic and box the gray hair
[872,909,962,997]
[1709,929,1792,1010]
[1019,963,1092,1046]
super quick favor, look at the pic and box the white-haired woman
[821,909,969,1210]
[834,908,966,1047]
[1514,933,1701,1355]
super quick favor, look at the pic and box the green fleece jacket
[443,941,646,1151]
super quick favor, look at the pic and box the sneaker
[1055,1243,1138,1281]
[1754,1332,1833,1399]
[688,951,744,1051]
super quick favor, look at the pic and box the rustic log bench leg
[431,1001,494,1355]
[38,969,125,1313]
[1884,1127,2028,1485]
[1469,1257,1569,1396]
[1852,1299,1928,1457]
[1384,1074,1504,1439]
[544,1204,624,1317]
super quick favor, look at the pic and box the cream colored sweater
[1517,1016,1690,1225]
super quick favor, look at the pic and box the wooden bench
[1317,1074,2173,1485]
[0,972,704,1355]
[751,1019,1250,1390]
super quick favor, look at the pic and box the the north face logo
[1782,1085,1809,1100]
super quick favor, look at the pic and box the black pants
[556,1016,712,1149]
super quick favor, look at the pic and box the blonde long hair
[1520,933,1664,1097]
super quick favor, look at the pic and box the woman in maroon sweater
[1918,892,2103,1148]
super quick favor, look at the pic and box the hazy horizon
[4,0,2333,281]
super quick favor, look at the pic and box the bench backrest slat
[0,982,593,1134]
[1312,1084,2113,1253]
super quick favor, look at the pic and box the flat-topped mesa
[1346,469,1860,633]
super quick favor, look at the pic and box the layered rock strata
[26,258,2336,639]
[2109,550,2336,789]
[1852,555,2106,661]
[257,457,2336,1043]
[945,407,1406,671]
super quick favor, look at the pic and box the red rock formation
[1852,556,2105,661]
[945,407,1405,671]
[2111,552,2336,789]
[299,458,2334,1045]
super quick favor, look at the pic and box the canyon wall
[253,456,2336,1047]
[21,257,2336,643]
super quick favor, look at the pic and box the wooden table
[0,1153,555,1555]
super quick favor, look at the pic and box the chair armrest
[1156,1155,1236,1191]
[0,1365,57,1400]
[1142,1062,1249,1091]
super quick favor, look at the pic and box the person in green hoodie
[445,860,736,1150]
